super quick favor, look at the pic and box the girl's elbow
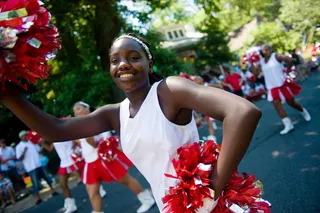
[240,101,262,120]
[246,104,262,120]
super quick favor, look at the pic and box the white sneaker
[301,108,311,121]
[280,117,294,135]
[99,185,107,198]
[65,204,77,213]
[136,189,155,213]
[64,198,77,213]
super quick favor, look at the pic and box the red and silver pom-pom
[247,52,261,66]
[243,47,262,67]
[283,67,297,83]
[162,140,271,213]
[71,145,83,162]
[26,130,42,144]
[97,136,120,162]
[0,0,61,90]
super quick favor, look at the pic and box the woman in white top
[40,139,82,213]
[254,44,311,135]
[73,101,155,213]
[1,33,262,212]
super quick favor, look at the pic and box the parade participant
[253,44,311,134]
[1,33,263,212]
[40,139,82,213]
[73,101,155,213]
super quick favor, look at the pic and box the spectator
[39,151,55,186]
[221,66,244,97]
[0,139,25,191]
[15,131,58,205]
[0,172,15,212]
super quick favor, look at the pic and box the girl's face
[262,46,272,58]
[109,38,152,93]
[73,103,90,117]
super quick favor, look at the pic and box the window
[179,30,184,37]
[174,30,179,38]
[168,32,173,39]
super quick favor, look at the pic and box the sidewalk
[5,177,81,213]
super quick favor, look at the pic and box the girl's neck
[125,83,151,109]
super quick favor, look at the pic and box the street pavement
[16,73,320,213]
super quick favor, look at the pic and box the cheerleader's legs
[60,175,71,198]
[117,173,155,213]
[86,182,103,212]
[117,173,143,194]
[272,99,287,118]
[286,98,303,112]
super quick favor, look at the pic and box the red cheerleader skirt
[82,153,133,185]
[268,81,301,101]
[57,161,84,176]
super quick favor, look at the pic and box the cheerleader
[73,101,155,213]
[1,33,262,212]
[40,140,81,213]
[253,44,311,134]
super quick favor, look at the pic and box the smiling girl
[0,33,262,212]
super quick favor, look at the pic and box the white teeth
[119,73,133,78]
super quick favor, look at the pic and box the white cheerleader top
[119,81,199,211]
[260,52,285,89]
[79,134,105,163]
[53,141,74,168]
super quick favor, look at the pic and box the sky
[118,0,199,33]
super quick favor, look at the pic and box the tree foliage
[193,0,233,68]
[244,22,301,54]
[279,0,320,33]
[0,0,189,141]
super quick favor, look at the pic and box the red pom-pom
[26,130,42,144]
[71,144,83,163]
[0,0,61,90]
[97,136,120,162]
[283,67,297,83]
[162,141,271,213]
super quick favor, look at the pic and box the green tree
[193,0,233,68]
[279,0,320,33]
[244,22,301,53]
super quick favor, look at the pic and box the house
[158,23,205,63]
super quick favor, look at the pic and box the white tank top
[120,81,199,211]
[79,135,101,163]
[53,141,74,168]
[260,52,285,89]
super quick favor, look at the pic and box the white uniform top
[260,52,285,89]
[53,141,74,168]
[79,135,104,163]
[120,81,199,211]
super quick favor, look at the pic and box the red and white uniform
[54,141,83,176]
[81,133,132,185]
[260,53,301,101]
